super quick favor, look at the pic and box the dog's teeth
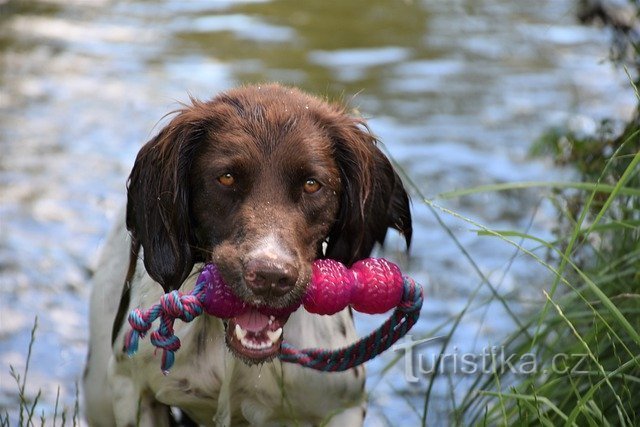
[240,337,272,350]
[235,324,247,340]
[322,241,328,256]
[267,328,283,343]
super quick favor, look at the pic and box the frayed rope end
[122,281,208,372]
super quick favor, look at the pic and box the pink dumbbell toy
[201,257,405,318]
[125,257,423,373]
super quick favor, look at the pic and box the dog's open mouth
[225,308,291,363]
[199,263,301,364]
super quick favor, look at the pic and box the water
[0,0,635,425]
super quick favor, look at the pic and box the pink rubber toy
[202,257,405,317]
[125,257,421,373]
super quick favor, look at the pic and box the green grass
[428,123,638,425]
[375,75,639,425]
[452,122,640,426]
[1,318,80,427]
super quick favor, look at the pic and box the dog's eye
[303,178,321,194]
[218,173,235,187]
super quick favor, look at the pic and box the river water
[0,0,635,425]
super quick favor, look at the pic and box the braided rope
[279,277,422,371]
[124,282,207,373]
[124,272,422,374]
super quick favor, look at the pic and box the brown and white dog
[83,84,411,426]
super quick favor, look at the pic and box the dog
[83,84,412,426]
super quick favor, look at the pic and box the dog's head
[126,84,411,363]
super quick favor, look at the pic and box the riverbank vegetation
[455,2,640,423]
[456,107,639,426]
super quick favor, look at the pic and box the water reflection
[0,0,634,424]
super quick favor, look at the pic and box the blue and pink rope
[124,258,423,373]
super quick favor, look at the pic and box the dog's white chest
[118,285,365,426]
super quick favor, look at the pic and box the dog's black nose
[244,260,298,297]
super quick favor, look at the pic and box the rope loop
[123,281,207,372]
[123,265,423,374]
[278,277,423,371]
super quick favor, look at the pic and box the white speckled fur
[83,212,365,426]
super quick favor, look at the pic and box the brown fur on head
[125,83,412,309]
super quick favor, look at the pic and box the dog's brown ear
[323,113,412,265]
[126,102,209,292]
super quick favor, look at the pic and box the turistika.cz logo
[392,335,592,383]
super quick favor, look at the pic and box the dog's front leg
[109,361,173,427]
[212,352,237,427]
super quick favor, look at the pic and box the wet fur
[83,84,411,426]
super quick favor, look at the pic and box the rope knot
[123,281,208,370]
[160,290,204,322]
[123,260,424,374]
